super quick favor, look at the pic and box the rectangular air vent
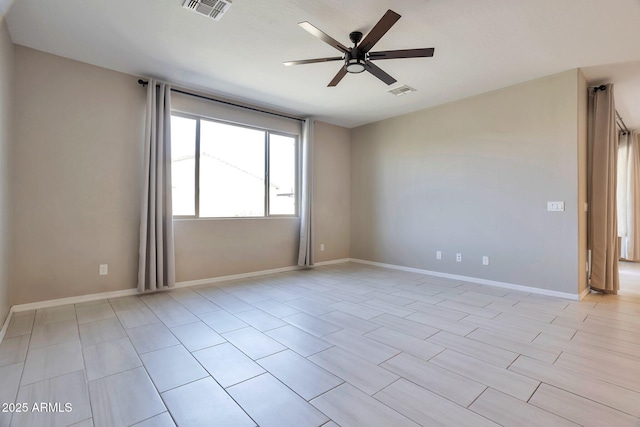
[388,85,416,96]
[183,0,232,21]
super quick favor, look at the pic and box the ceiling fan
[284,9,435,87]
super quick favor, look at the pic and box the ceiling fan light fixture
[346,57,366,73]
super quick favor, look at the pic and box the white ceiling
[4,0,640,129]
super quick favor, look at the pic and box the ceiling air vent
[388,85,416,96]
[183,0,232,21]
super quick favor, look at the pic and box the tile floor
[1,262,640,426]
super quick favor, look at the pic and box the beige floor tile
[554,351,640,392]
[76,302,116,324]
[108,295,146,312]
[257,349,343,400]
[4,314,35,339]
[365,327,445,361]
[162,377,255,427]
[116,307,161,329]
[370,313,439,339]
[126,322,180,354]
[529,383,640,427]
[83,337,142,381]
[0,334,29,367]
[228,373,328,427]
[79,318,127,347]
[197,310,248,333]
[13,370,91,427]
[285,297,334,316]
[177,296,221,315]
[470,387,579,426]
[29,318,79,349]
[203,293,254,313]
[381,352,486,407]
[323,328,400,364]
[170,321,225,352]
[330,301,384,319]
[152,305,199,328]
[427,331,519,368]
[406,311,476,336]
[89,367,166,427]
[319,311,380,334]
[34,305,76,327]
[374,379,499,427]
[467,328,560,363]
[509,355,640,417]
[131,412,176,427]
[21,340,84,385]
[140,345,208,392]
[436,299,501,319]
[222,327,286,360]
[252,299,300,318]
[193,343,264,387]
[0,362,23,426]
[360,299,415,317]
[309,347,399,395]
[405,301,468,320]
[430,349,539,401]
[265,325,333,357]
[460,315,540,341]
[311,383,419,427]
[235,309,287,331]
[282,312,343,337]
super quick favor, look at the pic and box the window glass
[269,134,297,215]
[199,120,265,217]
[171,116,196,216]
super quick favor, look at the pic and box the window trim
[171,112,299,219]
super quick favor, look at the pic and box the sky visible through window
[171,116,296,217]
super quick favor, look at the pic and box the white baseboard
[314,258,351,266]
[0,307,12,343]
[175,264,305,288]
[579,286,591,300]
[11,288,139,313]
[350,258,581,300]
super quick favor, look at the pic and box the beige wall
[351,70,582,295]
[0,18,12,321]
[313,121,350,263]
[10,46,352,303]
[11,46,146,304]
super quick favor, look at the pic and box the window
[171,114,298,218]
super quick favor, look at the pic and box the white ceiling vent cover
[183,0,232,21]
[388,85,417,96]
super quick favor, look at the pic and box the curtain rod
[590,85,630,135]
[137,79,305,123]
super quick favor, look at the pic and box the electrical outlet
[547,201,565,212]
[99,264,108,275]
[436,250,442,260]
[320,244,325,252]
[456,253,462,262]
[482,256,490,266]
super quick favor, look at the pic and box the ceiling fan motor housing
[346,31,366,73]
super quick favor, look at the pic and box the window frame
[171,112,300,219]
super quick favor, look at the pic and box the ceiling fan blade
[358,9,401,53]
[328,67,348,87]
[298,22,350,54]
[365,62,397,85]
[284,57,343,66]
[369,48,435,60]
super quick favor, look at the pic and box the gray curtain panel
[617,131,640,261]
[298,118,314,267]
[587,84,619,293]
[138,80,176,292]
